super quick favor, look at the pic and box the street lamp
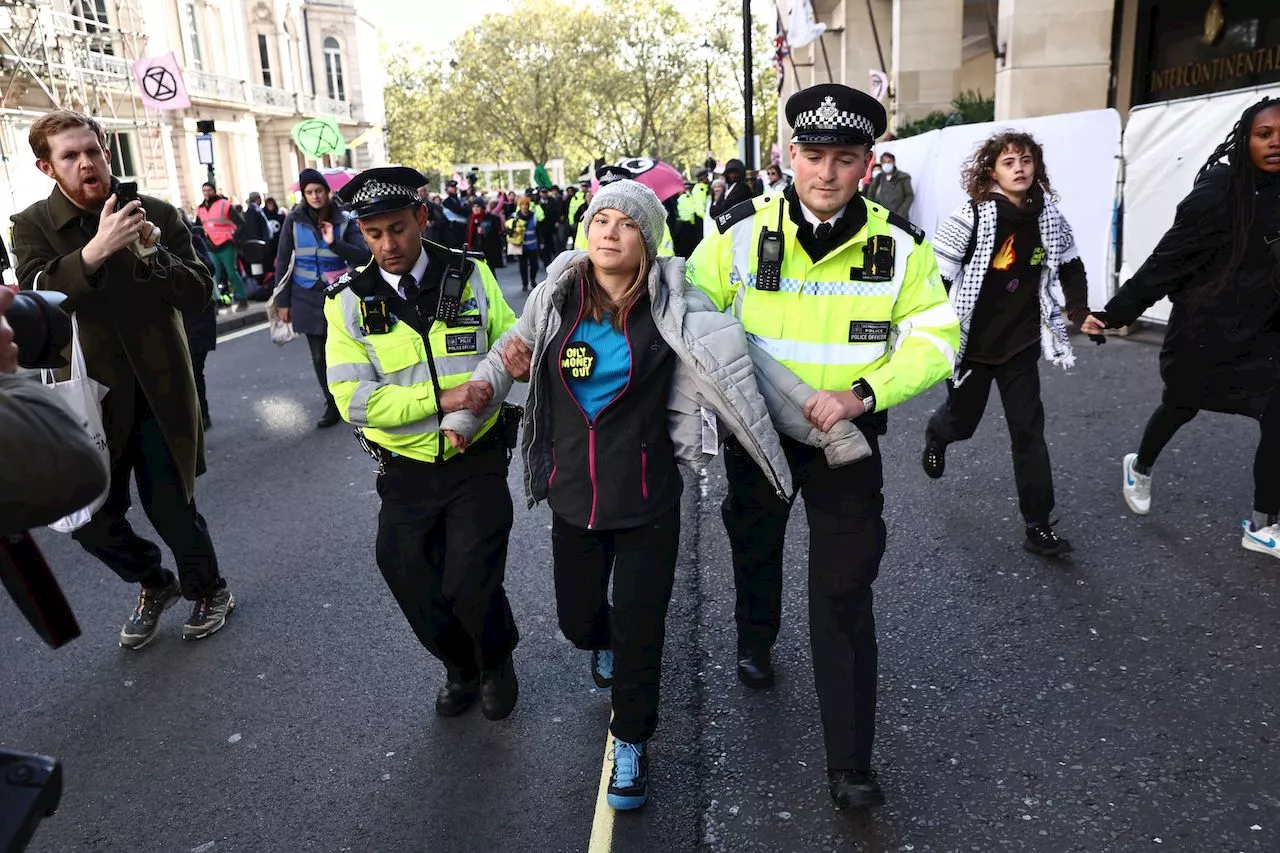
[741,0,755,173]
[703,38,712,155]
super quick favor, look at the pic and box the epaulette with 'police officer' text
[324,268,358,299]
[884,210,925,245]
[713,197,762,234]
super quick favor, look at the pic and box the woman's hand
[444,429,469,452]
[319,221,335,245]
[1080,314,1107,336]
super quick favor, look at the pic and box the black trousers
[517,251,539,290]
[306,333,336,410]
[374,440,518,679]
[551,506,680,744]
[722,435,886,772]
[72,392,222,601]
[1138,396,1280,515]
[190,351,210,420]
[927,344,1054,524]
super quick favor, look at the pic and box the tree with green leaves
[383,0,779,178]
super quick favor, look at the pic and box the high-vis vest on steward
[289,212,353,290]
[323,241,517,463]
[686,193,959,412]
[197,198,236,247]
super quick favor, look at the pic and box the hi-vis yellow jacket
[686,193,958,412]
[323,240,517,463]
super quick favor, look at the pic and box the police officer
[687,84,959,808]
[324,167,523,721]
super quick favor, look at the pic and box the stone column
[892,0,964,126]
[995,0,1116,119]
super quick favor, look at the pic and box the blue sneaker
[607,738,648,810]
[1241,520,1280,560]
[592,649,614,688]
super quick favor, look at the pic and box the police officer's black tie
[400,274,419,301]
[815,222,833,241]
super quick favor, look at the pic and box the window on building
[323,37,345,101]
[257,33,273,87]
[184,2,203,72]
[107,132,136,177]
[71,0,113,55]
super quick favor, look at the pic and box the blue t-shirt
[561,315,630,422]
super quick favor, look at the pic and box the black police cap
[596,165,633,186]
[786,84,887,146]
[336,166,427,220]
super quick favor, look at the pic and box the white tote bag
[41,314,110,533]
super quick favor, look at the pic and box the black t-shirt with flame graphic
[965,193,1046,365]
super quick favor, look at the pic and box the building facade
[778,0,1278,158]
[0,0,386,220]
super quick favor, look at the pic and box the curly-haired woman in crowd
[923,131,1096,557]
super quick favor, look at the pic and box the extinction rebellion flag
[132,52,192,111]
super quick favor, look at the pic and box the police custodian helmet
[335,166,428,220]
[786,83,888,147]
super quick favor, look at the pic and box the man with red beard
[10,110,235,650]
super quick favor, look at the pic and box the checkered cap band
[351,179,415,205]
[793,106,876,140]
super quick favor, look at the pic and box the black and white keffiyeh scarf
[933,196,1079,383]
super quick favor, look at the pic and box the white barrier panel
[879,109,1122,313]
[1122,85,1280,323]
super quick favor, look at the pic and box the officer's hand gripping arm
[860,240,959,410]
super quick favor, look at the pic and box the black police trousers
[72,391,222,601]
[374,438,518,680]
[926,344,1054,524]
[722,434,886,773]
[551,506,680,744]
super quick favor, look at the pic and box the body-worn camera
[5,290,71,369]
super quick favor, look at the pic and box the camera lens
[6,291,71,369]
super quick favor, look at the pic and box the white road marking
[216,321,269,344]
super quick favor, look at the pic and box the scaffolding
[0,0,171,208]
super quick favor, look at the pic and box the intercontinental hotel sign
[1149,44,1280,94]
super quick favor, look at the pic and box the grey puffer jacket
[443,251,874,507]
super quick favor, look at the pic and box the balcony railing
[250,84,296,113]
[187,69,248,103]
[315,96,351,121]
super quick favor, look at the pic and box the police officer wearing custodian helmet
[687,84,959,808]
[324,167,523,721]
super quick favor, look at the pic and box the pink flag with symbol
[132,53,192,110]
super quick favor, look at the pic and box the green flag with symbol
[291,116,346,159]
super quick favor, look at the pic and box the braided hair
[1196,96,1280,291]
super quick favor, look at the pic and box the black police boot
[922,431,946,479]
[480,656,519,721]
[736,648,775,690]
[827,770,885,810]
[316,403,341,429]
[1024,521,1073,557]
[435,672,480,717]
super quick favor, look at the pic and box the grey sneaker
[119,576,182,650]
[181,586,235,641]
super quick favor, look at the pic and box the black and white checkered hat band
[793,109,876,139]
[351,179,415,205]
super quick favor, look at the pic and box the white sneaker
[1241,521,1280,560]
[1122,453,1151,515]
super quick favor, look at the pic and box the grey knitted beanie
[584,179,667,261]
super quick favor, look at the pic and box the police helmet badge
[816,96,839,128]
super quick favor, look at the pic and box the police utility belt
[754,199,896,291]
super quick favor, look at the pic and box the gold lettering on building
[1150,44,1280,94]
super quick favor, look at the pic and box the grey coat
[442,251,875,506]
[867,171,915,219]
